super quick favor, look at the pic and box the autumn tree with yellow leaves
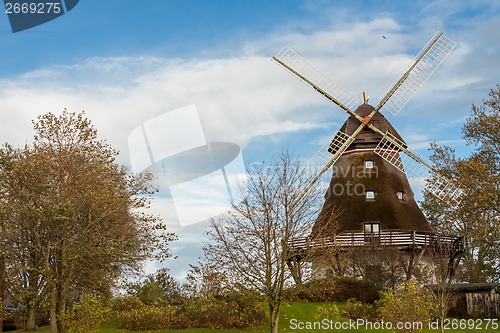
[0,110,175,333]
[422,86,500,283]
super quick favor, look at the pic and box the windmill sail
[305,130,355,179]
[376,32,457,116]
[272,31,461,207]
[374,132,463,205]
[273,46,360,112]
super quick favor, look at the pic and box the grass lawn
[16,302,499,333]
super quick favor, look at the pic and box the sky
[0,0,499,280]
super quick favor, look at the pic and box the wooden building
[428,283,500,318]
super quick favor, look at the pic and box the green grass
[14,302,499,333]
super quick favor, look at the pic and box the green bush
[111,290,266,330]
[334,277,380,303]
[343,298,378,321]
[110,295,143,313]
[314,303,341,321]
[224,291,267,327]
[178,292,267,329]
[65,294,109,333]
[117,305,175,330]
[286,277,380,303]
[286,278,337,302]
[376,281,437,333]
[136,281,167,306]
[180,297,235,329]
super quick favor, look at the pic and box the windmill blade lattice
[273,46,360,112]
[374,132,463,205]
[305,130,355,179]
[378,32,457,116]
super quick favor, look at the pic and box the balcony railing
[287,229,463,255]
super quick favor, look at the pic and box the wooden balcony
[287,229,463,257]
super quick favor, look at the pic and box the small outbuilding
[428,283,500,318]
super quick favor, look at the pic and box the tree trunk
[49,288,58,333]
[56,249,71,333]
[56,290,67,333]
[269,304,280,333]
[26,304,36,331]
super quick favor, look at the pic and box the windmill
[273,32,463,285]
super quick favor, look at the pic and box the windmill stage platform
[287,229,463,259]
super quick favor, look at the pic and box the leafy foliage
[422,86,500,283]
[117,305,175,330]
[313,302,341,322]
[179,295,267,329]
[344,298,378,321]
[64,295,109,333]
[109,295,144,313]
[127,268,183,306]
[376,281,436,333]
[286,276,380,303]
[0,110,176,333]
[113,290,266,330]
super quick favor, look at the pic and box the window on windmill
[365,190,376,200]
[364,222,380,233]
[364,160,374,169]
[397,191,406,201]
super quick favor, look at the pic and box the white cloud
[1,17,495,163]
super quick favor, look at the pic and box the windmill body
[312,103,432,237]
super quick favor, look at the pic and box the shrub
[110,295,143,313]
[376,281,437,333]
[344,298,378,321]
[112,290,266,330]
[179,293,267,329]
[117,305,175,330]
[224,291,267,327]
[314,303,341,321]
[180,296,234,329]
[286,278,337,302]
[334,277,380,303]
[286,277,380,303]
[0,307,13,322]
[136,281,167,306]
[65,294,109,333]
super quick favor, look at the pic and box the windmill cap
[338,104,406,150]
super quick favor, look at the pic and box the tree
[0,145,49,330]
[184,261,231,299]
[0,110,176,333]
[427,248,458,333]
[126,268,183,306]
[422,86,500,283]
[203,151,326,333]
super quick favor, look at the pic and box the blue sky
[1,0,499,279]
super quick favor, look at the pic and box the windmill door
[363,222,380,245]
